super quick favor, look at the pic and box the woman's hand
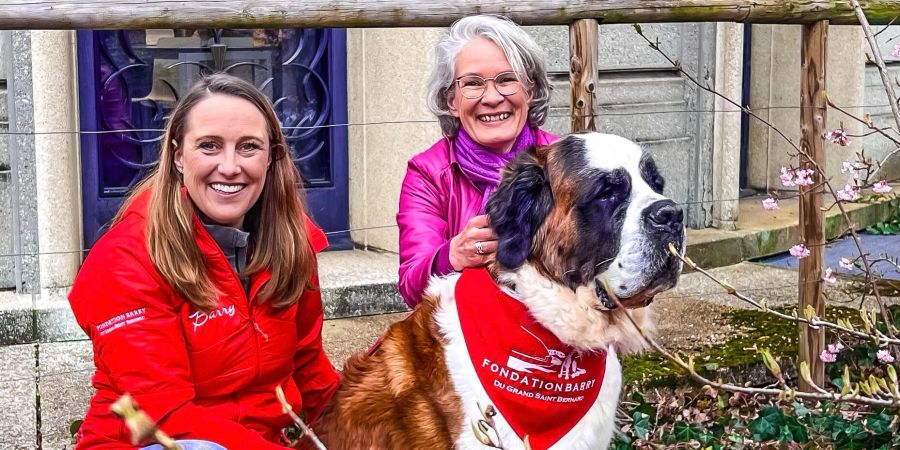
[449,214,498,271]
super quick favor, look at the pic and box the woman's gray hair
[426,15,552,137]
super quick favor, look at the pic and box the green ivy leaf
[675,421,702,442]
[748,406,785,441]
[868,410,892,435]
[785,416,809,443]
[792,401,810,418]
[632,411,650,439]
[611,433,633,450]
[69,419,84,444]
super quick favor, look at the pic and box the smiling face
[174,94,271,229]
[448,37,533,153]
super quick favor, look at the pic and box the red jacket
[69,191,340,449]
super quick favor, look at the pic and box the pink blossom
[893,42,900,58]
[825,129,851,146]
[877,349,895,364]
[820,350,837,363]
[873,180,893,194]
[836,184,860,202]
[789,244,810,259]
[823,267,837,284]
[794,169,815,187]
[839,257,855,270]
[762,197,779,211]
[827,343,844,354]
[841,161,861,179]
[780,167,795,187]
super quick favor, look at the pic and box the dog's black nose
[645,200,683,233]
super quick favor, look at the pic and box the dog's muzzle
[594,279,654,311]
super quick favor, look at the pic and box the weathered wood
[569,19,599,133]
[798,20,828,392]
[0,1,898,29]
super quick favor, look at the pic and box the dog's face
[487,132,684,313]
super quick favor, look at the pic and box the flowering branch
[605,277,900,408]
[633,20,900,400]
[825,96,900,146]
[667,243,900,346]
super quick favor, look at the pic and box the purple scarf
[455,126,536,211]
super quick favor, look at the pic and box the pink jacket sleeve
[397,158,451,307]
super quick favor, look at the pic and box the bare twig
[852,0,900,136]
[826,95,900,146]
[274,386,328,450]
[633,27,800,153]
[110,394,183,450]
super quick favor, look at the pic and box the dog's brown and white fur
[314,133,685,449]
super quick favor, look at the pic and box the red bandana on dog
[455,267,607,450]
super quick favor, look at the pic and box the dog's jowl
[313,133,685,450]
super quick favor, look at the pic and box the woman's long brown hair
[114,74,313,310]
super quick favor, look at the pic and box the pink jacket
[397,128,559,307]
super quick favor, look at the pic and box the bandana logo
[507,327,587,380]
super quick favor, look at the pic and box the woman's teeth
[479,113,510,122]
[211,183,244,194]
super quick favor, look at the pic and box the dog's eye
[585,172,630,206]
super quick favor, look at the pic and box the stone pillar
[0,32,13,289]
[347,28,443,252]
[748,25,864,191]
[6,31,39,294]
[30,30,82,292]
[712,23,744,229]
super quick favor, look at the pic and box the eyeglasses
[454,71,523,99]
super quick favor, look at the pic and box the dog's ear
[487,147,554,269]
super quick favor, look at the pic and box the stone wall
[0,33,11,289]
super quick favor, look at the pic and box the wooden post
[569,19,599,132]
[799,20,828,392]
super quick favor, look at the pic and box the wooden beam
[569,19,599,133]
[0,1,898,29]
[798,19,828,392]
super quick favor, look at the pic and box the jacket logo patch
[189,304,236,332]
[96,308,147,336]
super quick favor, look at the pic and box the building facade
[0,23,896,304]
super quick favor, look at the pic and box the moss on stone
[621,305,877,388]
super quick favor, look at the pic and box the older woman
[397,15,558,307]
[69,74,338,449]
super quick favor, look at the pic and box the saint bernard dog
[313,132,685,450]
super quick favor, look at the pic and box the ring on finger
[474,241,485,255]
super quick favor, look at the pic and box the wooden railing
[0,1,897,29]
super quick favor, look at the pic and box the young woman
[70,74,339,449]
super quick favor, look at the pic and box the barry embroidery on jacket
[189,304,237,332]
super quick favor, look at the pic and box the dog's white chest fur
[431,274,622,450]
